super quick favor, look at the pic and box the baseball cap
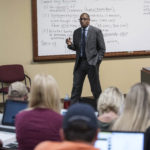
[63,103,97,130]
[8,81,28,97]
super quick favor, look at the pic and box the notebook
[94,131,145,150]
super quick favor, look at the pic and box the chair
[0,64,31,104]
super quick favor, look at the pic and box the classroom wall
[0,0,150,102]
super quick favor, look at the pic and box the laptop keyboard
[0,127,15,133]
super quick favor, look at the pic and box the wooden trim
[32,0,38,60]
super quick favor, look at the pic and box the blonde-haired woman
[112,82,150,131]
[97,87,124,131]
[15,74,63,150]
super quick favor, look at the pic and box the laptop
[94,131,145,150]
[1,99,28,127]
[61,108,98,116]
[0,99,28,148]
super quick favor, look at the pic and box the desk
[141,67,150,85]
[0,114,17,150]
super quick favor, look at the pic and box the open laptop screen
[94,131,145,150]
[60,109,98,116]
[2,100,28,126]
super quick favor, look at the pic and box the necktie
[81,28,86,58]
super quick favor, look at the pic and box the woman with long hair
[97,87,124,131]
[15,74,62,150]
[112,83,150,131]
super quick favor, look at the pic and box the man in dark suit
[66,13,106,105]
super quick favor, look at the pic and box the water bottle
[64,94,70,109]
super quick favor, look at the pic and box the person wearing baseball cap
[35,103,99,150]
[8,81,28,101]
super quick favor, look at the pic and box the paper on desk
[0,131,16,146]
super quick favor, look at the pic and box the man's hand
[66,37,72,46]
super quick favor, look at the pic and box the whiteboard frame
[32,0,150,61]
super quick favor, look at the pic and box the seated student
[15,74,63,150]
[34,103,99,150]
[8,81,28,101]
[112,82,150,131]
[97,87,124,131]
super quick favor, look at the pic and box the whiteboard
[32,0,150,61]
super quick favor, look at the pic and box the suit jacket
[68,25,106,71]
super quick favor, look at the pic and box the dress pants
[71,58,101,105]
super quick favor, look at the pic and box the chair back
[0,65,25,83]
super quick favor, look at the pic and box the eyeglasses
[79,18,89,21]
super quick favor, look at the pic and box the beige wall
[0,0,150,102]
